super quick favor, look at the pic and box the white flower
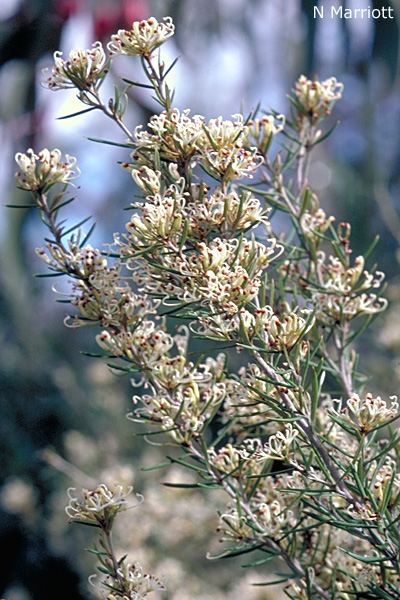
[66,484,135,529]
[241,424,299,461]
[108,16,175,57]
[42,42,107,91]
[332,393,399,433]
[294,75,343,118]
[300,208,335,243]
[116,562,166,596]
[246,114,285,152]
[15,148,79,191]
[131,166,162,195]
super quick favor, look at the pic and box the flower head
[66,484,136,531]
[294,75,343,121]
[108,17,175,57]
[246,114,285,153]
[42,42,108,91]
[15,148,79,192]
[241,424,299,462]
[332,393,399,434]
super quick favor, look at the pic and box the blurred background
[1,0,400,598]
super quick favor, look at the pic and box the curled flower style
[294,75,343,121]
[300,208,335,244]
[96,320,173,364]
[37,241,159,328]
[66,484,135,531]
[200,115,263,180]
[113,562,166,597]
[331,392,399,434]
[42,42,108,91]
[241,424,299,462]
[15,148,79,191]
[187,188,269,238]
[132,108,205,162]
[253,306,314,351]
[130,354,225,444]
[108,16,175,57]
[131,166,163,195]
[125,185,186,247]
[313,252,387,322]
[208,444,244,476]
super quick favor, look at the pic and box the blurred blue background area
[0,1,400,598]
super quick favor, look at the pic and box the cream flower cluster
[313,253,387,322]
[108,16,175,57]
[42,16,175,95]
[189,187,268,236]
[253,306,314,350]
[125,236,279,314]
[124,173,269,253]
[131,357,226,444]
[15,148,79,191]
[332,392,399,434]
[37,241,159,329]
[133,108,206,162]
[246,114,285,153]
[201,114,264,180]
[131,110,263,181]
[218,473,295,542]
[42,41,107,91]
[66,484,134,529]
[300,207,336,244]
[294,75,344,120]
[96,319,173,365]
[241,424,299,462]
[195,305,312,356]
[107,561,166,599]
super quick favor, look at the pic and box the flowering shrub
[13,15,400,600]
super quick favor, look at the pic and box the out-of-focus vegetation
[1,1,400,598]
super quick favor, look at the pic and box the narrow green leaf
[121,78,154,89]
[34,271,66,278]
[241,552,281,568]
[208,544,262,561]
[252,577,292,586]
[141,461,171,471]
[87,137,132,148]
[70,519,101,528]
[6,203,37,209]
[60,216,92,238]
[339,548,391,564]
[79,221,97,247]
[313,120,340,145]
[57,107,97,120]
